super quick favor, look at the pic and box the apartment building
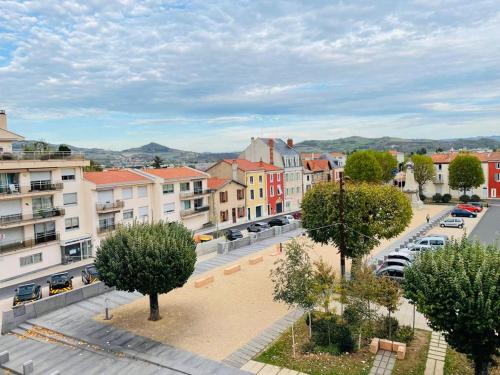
[207,177,246,228]
[83,170,155,247]
[303,168,313,193]
[0,111,90,281]
[142,167,210,230]
[304,159,332,185]
[240,138,303,211]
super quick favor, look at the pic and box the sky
[1,0,499,152]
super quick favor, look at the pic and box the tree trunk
[291,322,296,357]
[340,253,346,280]
[148,293,160,321]
[418,184,423,197]
[308,311,312,339]
[388,311,392,341]
[474,359,490,375]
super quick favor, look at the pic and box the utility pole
[338,172,347,280]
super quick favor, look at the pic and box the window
[496,163,500,169]
[270,174,274,182]
[63,193,77,206]
[296,186,301,194]
[270,186,274,197]
[278,185,282,195]
[194,198,203,209]
[438,164,442,170]
[122,187,133,200]
[61,168,75,181]
[277,174,281,182]
[237,189,244,200]
[138,206,148,219]
[494,173,500,182]
[220,210,229,222]
[285,173,289,182]
[219,191,228,203]
[20,253,42,267]
[163,184,174,194]
[138,186,148,198]
[249,176,254,184]
[180,182,190,192]
[163,203,175,214]
[65,217,79,230]
[237,207,245,218]
[250,189,255,200]
[34,221,56,244]
[32,195,53,210]
[259,188,263,198]
[259,175,263,183]
[182,200,191,210]
[123,209,134,220]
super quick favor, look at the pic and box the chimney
[0,110,6,130]
[268,139,274,165]
[231,160,238,181]
[287,138,293,148]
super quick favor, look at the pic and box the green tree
[411,154,435,196]
[375,276,401,341]
[374,151,398,182]
[95,221,196,321]
[84,160,103,172]
[404,238,500,375]
[152,155,164,169]
[449,154,485,195]
[311,257,336,314]
[58,144,71,153]
[301,182,412,279]
[344,150,383,182]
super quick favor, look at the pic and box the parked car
[292,212,302,220]
[47,272,73,296]
[13,283,42,306]
[456,204,482,213]
[469,202,483,209]
[82,265,99,285]
[408,236,447,250]
[451,208,477,218]
[375,265,405,281]
[377,259,411,272]
[268,217,290,227]
[439,217,465,228]
[247,222,270,232]
[282,214,295,222]
[386,249,414,263]
[225,229,243,241]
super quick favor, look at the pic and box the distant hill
[294,136,500,154]
[122,142,177,154]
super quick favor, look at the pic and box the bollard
[23,360,34,375]
[0,351,9,365]
[104,298,113,320]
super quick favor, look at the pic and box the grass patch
[392,329,430,375]
[255,316,374,375]
[444,348,500,375]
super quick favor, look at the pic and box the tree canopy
[448,154,485,195]
[95,221,196,321]
[404,238,500,375]
[374,151,398,182]
[152,155,164,169]
[344,150,383,182]
[411,154,435,195]
[84,160,103,172]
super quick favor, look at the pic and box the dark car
[13,283,42,306]
[247,222,270,232]
[225,229,243,241]
[82,265,99,285]
[451,208,477,218]
[268,217,289,227]
[47,272,73,296]
[292,212,302,220]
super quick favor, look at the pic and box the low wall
[196,240,219,256]
[1,282,114,334]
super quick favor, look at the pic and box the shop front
[60,235,93,264]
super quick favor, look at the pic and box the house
[485,152,500,198]
[240,138,302,211]
[0,111,91,281]
[328,152,347,167]
[207,159,282,220]
[388,150,405,164]
[304,159,332,185]
[207,177,246,228]
[303,167,313,193]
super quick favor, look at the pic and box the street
[469,202,500,245]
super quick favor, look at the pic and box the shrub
[432,193,442,203]
[395,325,414,343]
[343,303,364,328]
[442,194,452,203]
[470,194,481,202]
[459,194,470,203]
[310,313,356,353]
[374,316,399,340]
[419,194,427,202]
[334,324,355,353]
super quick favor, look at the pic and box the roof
[305,159,331,172]
[144,166,207,180]
[222,159,282,172]
[329,152,346,158]
[207,177,245,190]
[430,152,500,164]
[0,128,24,142]
[388,150,401,156]
[259,138,299,157]
[84,169,151,185]
[301,152,321,160]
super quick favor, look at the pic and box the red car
[456,204,482,213]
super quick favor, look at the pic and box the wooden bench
[194,275,214,288]
[224,264,241,275]
[249,255,263,265]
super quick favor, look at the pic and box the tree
[301,182,412,279]
[449,154,485,195]
[270,239,315,353]
[58,144,71,152]
[347,264,380,333]
[404,238,500,375]
[374,151,398,183]
[411,154,435,196]
[311,257,336,314]
[152,155,164,169]
[416,148,427,155]
[95,221,196,321]
[344,150,383,183]
[375,277,401,341]
[84,160,103,172]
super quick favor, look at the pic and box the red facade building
[487,156,500,198]
[266,168,285,215]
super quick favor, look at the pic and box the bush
[459,194,470,203]
[310,313,355,353]
[343,303,364,328]
[419,194,427,202]
[374,316,399,340]
[442,194,452,203]
[395,325,414,343]
[335,324,355,353]
[470,194,481,202]
[432,193,443,203]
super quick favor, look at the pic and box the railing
[0,182,63,196]
[180,205,209,218]
[30,181,64,192]
[179,189,211,199]
[0,151,85,161]
[0,232,59,254]
[96,201,125,212]
[97,218,116,234]
[0,207,65,225]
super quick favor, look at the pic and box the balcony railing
[179,189,211,199]
[96,200,125,212]
[0,182,63,196]
[0,232,59,254]
[180,205,209,218]
[0,207,65,226]
[0,151,85,161]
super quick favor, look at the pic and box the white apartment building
[0,111,90,281]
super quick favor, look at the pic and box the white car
[282,214,295,222]
[439,217,464,228]
[376,265,405,281]
[386,249,414,263]
[408,236,447,250]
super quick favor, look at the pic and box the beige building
[207,177,246,229]
[0,111,90,281]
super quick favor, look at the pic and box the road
[469,202,500,245]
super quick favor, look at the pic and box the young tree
[375,276,402,341]
[152,155,164,169]
[347,264,380,333]
[449,154,485,195]
[270,239,315,352]
[411,154,435,196]
[404,238,500,375]
[344,150,383,183]
[311,257,336,314]
[95,221,196,321]
[302,182,412,279]
[374,151,398,183]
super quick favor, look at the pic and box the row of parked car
[225,214,296,241]
[449,202,483,218]
[12,265,99,307]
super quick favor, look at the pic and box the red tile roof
[84,170,150,185]
[431,152,500,164]
[145,166,207,179]
[207,177,229,190]
[223,159,282,172]
[306,159,331,172]
[330,152,346,158]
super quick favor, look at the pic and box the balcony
[434,175,445,184]
[179,189,211,199]
[0,182,63,198]
[0,207,65,227]
[97,223,116,234]
[0,151,85,161]
[96,200,125,213]
[180,205,209,218]
[0,232,60,254]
